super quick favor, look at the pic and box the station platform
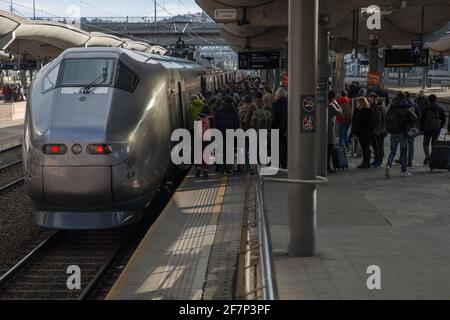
[106,169,248,300]
[385,84,450,104]
[267,133,450,300]
[0,119,24,152]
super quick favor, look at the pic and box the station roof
[196,0,450,54]
[0,10,166,61]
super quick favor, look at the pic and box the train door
[201,76,207,97]
[178,81,185,128]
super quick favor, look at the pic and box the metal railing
[254,166,278,300]
[252,166,328,300]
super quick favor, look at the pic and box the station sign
[411,40,423,56]
[367,72,382,93]
[213,9,237,22]
[384,48,429,68]
[238,51,280,70]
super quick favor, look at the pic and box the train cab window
[42,64,60,93]
[115,61,140,92]
[59,59,114,87]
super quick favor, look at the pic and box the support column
[287,0,318,257]
[316,28,329,177]
[369,47,378,73]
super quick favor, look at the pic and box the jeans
[423,131,440,158]
[387,134,408,172]
[337,122,351,148]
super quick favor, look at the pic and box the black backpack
[424,108,441,132]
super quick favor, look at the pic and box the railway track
[0,230,129,300]
[0,146,24,193]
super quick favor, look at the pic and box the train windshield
[59,59,115,87]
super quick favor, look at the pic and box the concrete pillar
[334,52,346,94]
[287,0,318,257]
[316,29,329,177]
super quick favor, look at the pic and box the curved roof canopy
[0,10,167,60]
[196,0,450,54]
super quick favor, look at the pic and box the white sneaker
[401,171,412,177]
[384,166,390,179]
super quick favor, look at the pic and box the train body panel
[24,47,234,229]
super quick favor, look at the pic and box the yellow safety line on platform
[209,174,228,226]
[105,170,229,300]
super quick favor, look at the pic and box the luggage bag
[429,134,450,171]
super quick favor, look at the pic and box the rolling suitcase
[333,146,349,170]
[429,134,450,171]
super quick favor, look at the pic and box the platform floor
[267,133,450,299]
[106,169,247,300]
[0,119,24,152]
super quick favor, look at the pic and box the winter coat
[214,102,239,133]
[238,103,256,130]
[385,97,414,135]
[351,107,373,138]
[271,97,288,130]
[187,99,205,130]
[371,102,387,136]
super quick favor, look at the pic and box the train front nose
[30,88,118,208]
[36,142,115,208]
[42,164,112,207]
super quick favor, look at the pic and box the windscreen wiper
[80,73,105,94]
[80,62,109,94]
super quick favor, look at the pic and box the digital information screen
[238,51,280,70]
[384,49,429,68]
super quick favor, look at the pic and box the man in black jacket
[272,87,288,169]
[214,97,240,174]
[421,94,446,165]
[385,92,415,178]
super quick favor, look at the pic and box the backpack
[341,101,353,122]
[239,106,251,130]
[424,108,441,132]
[251,108,272,130]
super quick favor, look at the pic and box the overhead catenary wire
[0,0,161,45]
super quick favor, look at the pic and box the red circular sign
[302,115,315,132]
[303,97,315,113]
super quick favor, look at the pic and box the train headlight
[87,144,112,155]
[43,144,67,155]
[72,144,82,154]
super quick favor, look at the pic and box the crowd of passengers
[186,75,450,179]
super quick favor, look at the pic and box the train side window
[42,64,60,93]
[115,61,140,92]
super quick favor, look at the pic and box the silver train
[24,47,234,229]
